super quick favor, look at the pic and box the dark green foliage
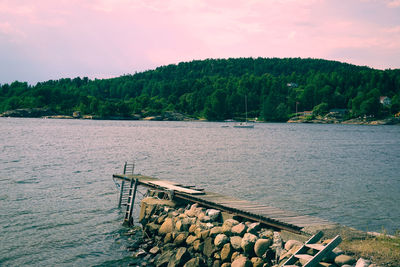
[1,57,399,120]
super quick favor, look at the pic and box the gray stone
[355,258,371,267]
[186,235,198,245]
[174,232,188,246]
[168,247,190,267]
[183,257,201,267]
[334,255,356,266]
[231,223,247,236]
[149,246,160,254]
[230,236,243,250]
[221,243,233,262]
[210,226,224,237]
[246,222,261,234]
[207,209,221,221]
[159,217,174,235]
[193,239,204,251]
[250,257,264,267]
[241,233,258,255]
[284,239,303,251]
[204,237,217,258]
[254,238,272,257]
[155,250,174,267]
[215,234,229,248]
[231,256,252,267]
[221,263,231,267]
[222,219,240,234]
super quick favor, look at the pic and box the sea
[0,118,399,266]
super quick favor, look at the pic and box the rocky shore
[124,193,376,267]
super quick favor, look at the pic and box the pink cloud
[0,0,399,83]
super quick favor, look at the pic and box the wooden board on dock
[147,180,205,195]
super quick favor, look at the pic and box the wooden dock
[113,174,338,234]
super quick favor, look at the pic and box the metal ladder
[282,231,342,267]
[123,178,138,226]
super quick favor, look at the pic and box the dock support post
[118,180,125,208]
[128,178,138,225]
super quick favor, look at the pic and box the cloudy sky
[1,0,400,85]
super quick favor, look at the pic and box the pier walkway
[112,174,338,235]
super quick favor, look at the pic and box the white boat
[233,96,254,128]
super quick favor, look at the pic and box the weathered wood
[113,173,337,233]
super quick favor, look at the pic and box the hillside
[1,57,399,121]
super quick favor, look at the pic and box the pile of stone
[130,196,374,267]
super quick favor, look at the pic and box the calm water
[1,118,399,266]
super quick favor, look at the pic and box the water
[1,118,399,266]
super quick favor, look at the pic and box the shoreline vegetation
[1,58,400,124]
[1,107,400,126]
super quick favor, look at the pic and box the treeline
[1,57,400,121]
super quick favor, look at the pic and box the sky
[1,0,400,85]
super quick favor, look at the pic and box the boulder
[155,250,174,267]
[186,235,198,245]
[168,247,190,267]
[149,246,160,255]
[193,239,204,251]
[231,223,247,236]
[221,263,231,267]
[176,218,191,232]
[246,222,260,234]
[230,236,243,250]
[334,255,356,266]
[241,233,258,255]
[284,240,303,251]
[183,257,201,267]
[210,226,224,237]
[254,238,272,257]
[159,217,174,235]
[355,258,371,267]
[204,237,217,258]
[215,234,229,248]
[145,222,160,236]
[220,243,233,262]
[207,209,222,221]
[250,257,264,267]
[174,233,188,246]
[140,197,176,223]
[222,219,240,235]
[231,256,252,267]
[213,260,222,267]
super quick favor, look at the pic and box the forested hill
[1,57,400,121]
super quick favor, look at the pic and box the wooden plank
[148,180,205,195]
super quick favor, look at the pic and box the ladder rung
[294,254,313,261]
[305,243,325,251]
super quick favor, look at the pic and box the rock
[174,233,188,246]
[201,215,212,222]
[164,232,173,243]
[156,250,174,267]
[254,238,272,257]
[210,226,224,237]
[157,214,168,224]
[140,197,176,223]
[334,255,356,266]
[168,247,190,267]
[230,236,243,250]
[284,240,303,251]
[318,263,335,267]
[222,219,240,234]
[355,258,371,267]
[215,234,230,248]
[250,257,264,267]
[186,235,198,245]
[246,222,260,234]
[221,263,231,267]
[207,209,221,221]
[204,237,217,258]
[159,217,174,235]
[133,248,147,258]
[176,218,191,232]
[231,251,241,262]
[279,245,301,262]
[189,224,197,233]
[183,257,201,267]
[221,243,233,262]
[259,230,274,239]
[241,233,258,255]
[193,239,204,251]
[145,222,160,236]
[231,256,252,267]
[200,229,210,240]
[231,223,247,236]
[149,246,160,255]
